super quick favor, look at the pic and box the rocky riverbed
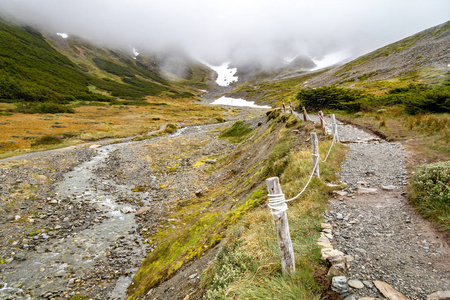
[0,117,247,299]
[322,118,450,300]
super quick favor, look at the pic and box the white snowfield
[311,49,351,70]
[203,61,238,87]
[211,96,270,109]
[56,33,69,39]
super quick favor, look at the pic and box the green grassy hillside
[0,22,209,111]
[0,23,97,104]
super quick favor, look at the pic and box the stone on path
[89,144,102,149]
[331,276,349,295]
[373,280,409,300]
[321,223,332,230]
[334,190,348,197]
[382,185,397,191]
[357,187,378,195]
[427,290,450,300]
[348,279,364,289]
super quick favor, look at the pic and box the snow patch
[201,61,238,87]
[132,48,139,59]
[211,96,270,108]
[56,33,69,39]
[312,49,351,70]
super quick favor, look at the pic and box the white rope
[268,193,287,211]
[267,113,338,209]
[283,154,320,202]
[320,133,336,163]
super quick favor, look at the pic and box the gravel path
[322,118,450,299]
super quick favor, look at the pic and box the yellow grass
[0,97,226,157]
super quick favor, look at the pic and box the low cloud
[0,0,448,65]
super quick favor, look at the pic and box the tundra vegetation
[127,112,346,299]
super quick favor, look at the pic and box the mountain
[222,21,450,107]
[304,21,450,90]
[0,21,213,106]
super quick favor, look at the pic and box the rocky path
[320,118,450,300]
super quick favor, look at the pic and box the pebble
[381,185,397,191]
[348,279,364,289]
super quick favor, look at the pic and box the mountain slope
[0,22,212,105]
[226,20,450,106]
[0,22,96,103]
[305,21,450,90]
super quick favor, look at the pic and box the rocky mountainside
[304,21,450,88]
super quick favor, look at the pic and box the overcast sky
[0,0,449,65]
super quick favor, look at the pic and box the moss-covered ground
[127,112,346,299]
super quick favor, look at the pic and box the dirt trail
[321,117,450,299]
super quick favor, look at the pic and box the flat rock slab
[357,187,378,195]
[382,185,397,191]
[427,290,450,300]
[348,279,364,289]
[374,280,409,300]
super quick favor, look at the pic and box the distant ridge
[305,21,450,89]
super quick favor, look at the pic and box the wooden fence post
[266,177,295,276]
[311,132,320,178]
[318,111,327,136]
[302,107,308,121]
[289,101,293,114]
[331,114,340,143]
[282,101,286,113]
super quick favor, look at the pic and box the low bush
[409,161,450,230]
[296,86,373,112]
[15,102,75,114]
[31,135,62,146]
[219,121,253,143]
[296,84,450,115]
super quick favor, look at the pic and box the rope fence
[265,109,340,276]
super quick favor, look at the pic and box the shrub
[34,102,75,114]
[296,86,372,112]
[204,241,252,300]
[410,161,450,230]
[403,89,450,115]
[15,102,75,114]
[31,135,62,146]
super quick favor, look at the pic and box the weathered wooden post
[311,132,320,178]
[302,107,308,121]
[318,111,327,136]
[282,101,286,113]
[266,177,295,276]
[289,101,294,114]
[331,114,340,143]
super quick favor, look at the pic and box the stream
[1,142,147,299]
